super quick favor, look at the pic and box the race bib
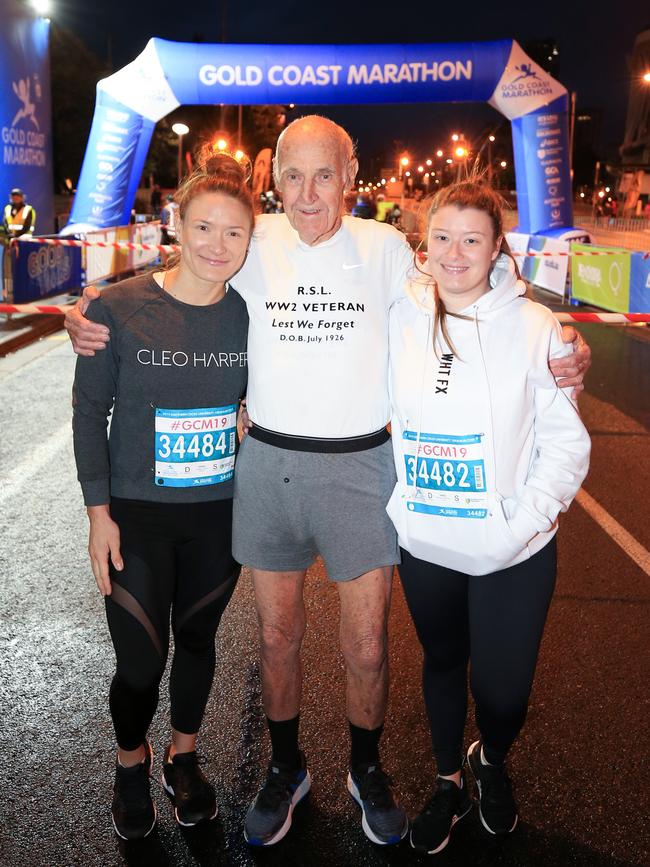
[155,405,237,488]
[403,431,488,519]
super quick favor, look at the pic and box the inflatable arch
[68,39,574,235]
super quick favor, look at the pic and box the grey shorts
[232,435,399,581]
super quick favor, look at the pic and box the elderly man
[65,115,590,848]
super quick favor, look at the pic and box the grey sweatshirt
[72,272,248,506]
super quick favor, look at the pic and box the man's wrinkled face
[276,134,355,246]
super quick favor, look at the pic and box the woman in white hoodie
[386,180,590,855]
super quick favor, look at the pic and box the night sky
[53,0,649,169]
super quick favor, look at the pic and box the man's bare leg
[244,569,311,847]
[338,565,393,730]
[338,565,407,844]
[251,568,307,756]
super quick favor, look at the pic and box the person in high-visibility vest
[2,188,36,241]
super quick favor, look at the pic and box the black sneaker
[410,772,473,854]
[347,762,408,846]
[467,740,518,834]
[244,752,311,846]
[111,741,157,840]
[161,746,218,827]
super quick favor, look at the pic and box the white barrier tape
[12,237,649,258]
[2,303,648,323]
[12,237,179,253]
[554,313,650,323]
[0,303,74,315]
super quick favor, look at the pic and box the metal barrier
[583,216,650,233]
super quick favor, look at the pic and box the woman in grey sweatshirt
[72,152,252,840]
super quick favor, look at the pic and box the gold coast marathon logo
[2,73,47,167]
[501,61,554,99]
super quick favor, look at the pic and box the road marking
[576,489,650,577]
[0,420,71,507]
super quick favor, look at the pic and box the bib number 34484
[155,405,237,488]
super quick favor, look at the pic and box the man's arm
[65,285,109,356]
[549,326,591,399]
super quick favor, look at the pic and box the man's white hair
[273,115,357,187]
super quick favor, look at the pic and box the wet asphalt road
[0,325,648,867]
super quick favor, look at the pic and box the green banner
[570,244,631,313]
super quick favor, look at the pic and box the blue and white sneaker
[347,762,408,845]
[244,752,311,846]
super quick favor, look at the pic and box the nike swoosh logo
[342,263,364,270]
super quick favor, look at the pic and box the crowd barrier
[1,223,162,305]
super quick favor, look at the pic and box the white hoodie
[386,253,591,576]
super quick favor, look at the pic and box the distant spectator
[160,194,179,245]
[1,188,36,241]
[150,184,162,218]
[351,193,376,220]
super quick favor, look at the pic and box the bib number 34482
[155,405,237,488]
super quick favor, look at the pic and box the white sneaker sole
[112,743,157,840]
[161,774,219,827]
[111,803,157,841]
[347,772,409,846]
[467,740,518,835]
[244,770,312,847]
[409,800,473,855]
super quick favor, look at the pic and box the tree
[49,25,108,192]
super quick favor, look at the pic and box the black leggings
[398,539,556,775]
[106,497,239,751]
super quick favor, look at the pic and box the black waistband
[248,424,390,453]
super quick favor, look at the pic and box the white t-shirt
[231,214,413,438]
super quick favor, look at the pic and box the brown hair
[166,146,255,270]
[420,179,521,356]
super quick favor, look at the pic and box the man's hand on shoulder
[65,285,108,356]
[549,325,592,399]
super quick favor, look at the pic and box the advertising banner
[505,231,530,258]
[570,244,631,313]
[11,239,82,302]
[511,96,572,234]
[70,38,573,236]
[629,252,650,313]
[522,235,569,297]
[0,3,53,234]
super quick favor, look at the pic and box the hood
[404,252,526,316]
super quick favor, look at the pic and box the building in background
[619,28,650,216]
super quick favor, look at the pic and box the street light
[215,138,228,151]
[30,0,51,14]
[451,133,459,142]
[643,72,650,83]
[171,122,189,186]
[436,149,443,157]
